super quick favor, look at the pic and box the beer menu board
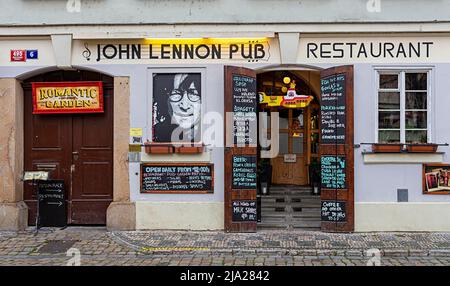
[232,74,257,145]
[141,164,213,193]
[38,180,66,227]
[232,200,257,222]
[321,200,346,222]
[320,74,346,144]
[321,155,346,189]
[232,155,257,189]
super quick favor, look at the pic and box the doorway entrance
[22,70,114,225]
[224,65,355,233]
[257,70,322,230]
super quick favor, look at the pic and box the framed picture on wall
[423,164,450,194]
[151,72,202,143]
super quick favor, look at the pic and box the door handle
[72,151,79,161]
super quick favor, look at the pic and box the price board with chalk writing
[232,74,257,146]
[321,200,347,222]
[321,155,346,189]
[319,65,354,232]
[141,163,214,194]
[38,180,66,227]
[232,200,257,222]
[232,155,257,189]
[224,66,258,233]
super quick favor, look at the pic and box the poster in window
[152,73,201,143]
[423,164,450,194]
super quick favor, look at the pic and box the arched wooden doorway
[257,70,320,186]
[22,70,114,225]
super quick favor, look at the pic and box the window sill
[362,152,444,164]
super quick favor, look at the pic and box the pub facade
[1,0,450,233]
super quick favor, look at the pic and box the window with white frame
[377,70,430,144]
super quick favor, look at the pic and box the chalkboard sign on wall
[321,200,346,222]
[232,200,257,222]
[232,75,257,145]
[320,74,346,144]
[141,163,214,193]
[321,155,346,189]
[38,180,66,227]
[232,155,257,189]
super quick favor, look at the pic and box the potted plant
[309,158,321,195]
[144,141,174,154]
[173,143,205,154]
[371,143,404,153]
[405,143,438,153]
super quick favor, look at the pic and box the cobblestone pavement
[0,227,449,266]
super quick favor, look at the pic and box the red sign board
[10,50,26,62]
[32,81,104,114]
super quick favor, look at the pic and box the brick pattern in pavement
[0,227,449,266]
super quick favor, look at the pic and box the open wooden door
[319,65,354,232]
[224,66,258,232]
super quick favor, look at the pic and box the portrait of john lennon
[152,73,202,143]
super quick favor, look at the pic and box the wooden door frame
[229,65,355,233]
[22,71,115,225]
[0,69,134,230]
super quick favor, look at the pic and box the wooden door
[271,109,308,185]
[224,66,258,233]
[71,83,113,224]
[23,71,114,225]
[319,65,354,233]
[23,102,72,225]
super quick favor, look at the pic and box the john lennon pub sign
[81,38,271,62]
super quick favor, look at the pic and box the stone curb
[108,232,450,257]
[133,248,450,257]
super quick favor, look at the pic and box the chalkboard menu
[224,66,258,233]
[320,74,346,144]
[319,66,354,232]
[321,155,346,189]
[141,164,213,193]
[232,200,257,222]
[232,75,257,145]
[232,155,257,189]
[321,200,346,222]
[38,180,66,227]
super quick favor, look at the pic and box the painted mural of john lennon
[152,73,202,143]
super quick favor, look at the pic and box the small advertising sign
[10,50,26,62]
[284,154,297,163]
[423,164,450,195]
[32,81,104,114]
